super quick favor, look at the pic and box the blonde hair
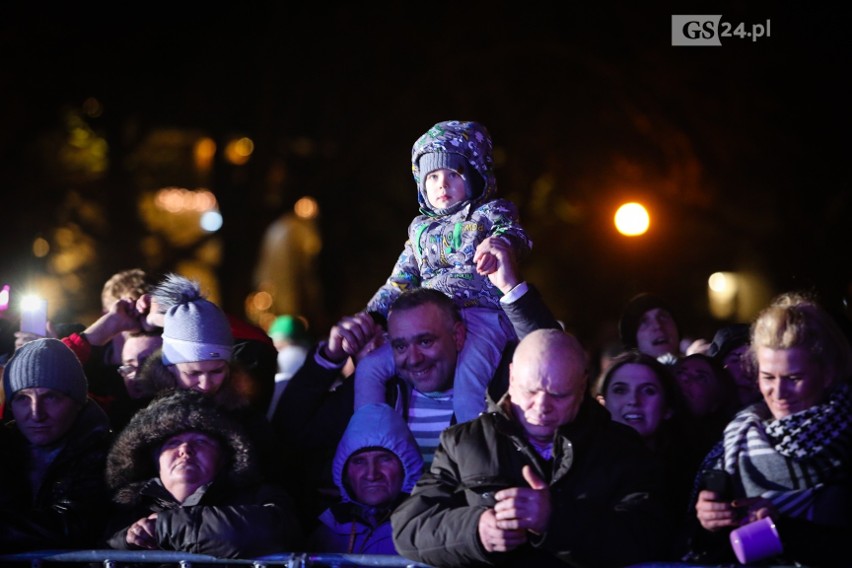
[750,291,852,388]
[101,269,152,311]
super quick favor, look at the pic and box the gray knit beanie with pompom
[152,273,233,366]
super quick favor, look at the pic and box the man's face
[169,360,229,395]
[508,348,586,441]
[636,308,680,357]
[10,387,82,446]
[158,430,223,498]
[120,334,163,399]
[345,448,404,507]
[757,346,827,420]
[388,303,465,394]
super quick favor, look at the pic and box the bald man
[392,329,674,567]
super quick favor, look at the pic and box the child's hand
[475,237,520,293]
[475,251,498,275]
[474,236,505,275]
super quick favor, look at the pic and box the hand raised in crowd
[135,293,165,331]
[474,236,520,295]
[125,513,158,549]
[77,298,142,347]
[323,311,383,365]
[478,465,551,552]
[473,236,501,276]
[684,337,712,356]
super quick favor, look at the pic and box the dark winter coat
[103,389,302,558]
[0,400,113,552]
[391,395,674,568]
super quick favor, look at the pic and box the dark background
[1,3,850,350]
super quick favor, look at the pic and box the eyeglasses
[117,365,138,380]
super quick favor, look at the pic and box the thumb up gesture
[494,465,552,535]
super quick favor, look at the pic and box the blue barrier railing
[0,550,805,567]
[0,550,435,567]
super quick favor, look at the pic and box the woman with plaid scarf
[681,291,852,565]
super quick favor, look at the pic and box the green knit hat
[268,315,307,341]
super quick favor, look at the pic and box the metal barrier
[0,550,803,567]
[0,550,435,567]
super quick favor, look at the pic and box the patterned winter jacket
[367,120,532,317]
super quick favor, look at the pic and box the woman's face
[158,430,224,502]
[757,346,829,419]
[169,360,229,395]
[603,363,671,441]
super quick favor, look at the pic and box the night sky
[1,3,850,346]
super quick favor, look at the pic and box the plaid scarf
[718,383,852,519]
[764,383,852,459]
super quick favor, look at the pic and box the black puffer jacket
[392,396,674,567]
[0,400,113,552]
[103,389,302,558]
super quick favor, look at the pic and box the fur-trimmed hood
[105,389,260,504]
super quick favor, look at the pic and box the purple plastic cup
[730,517,783,564]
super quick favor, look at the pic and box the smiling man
[371,237,561,466]
[1,338,113,552]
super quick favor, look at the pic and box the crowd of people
[1,120,851,567]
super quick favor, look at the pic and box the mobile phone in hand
[701,469,731,497]
[20,294,48,336]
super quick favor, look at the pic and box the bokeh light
[614,202,650,236]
